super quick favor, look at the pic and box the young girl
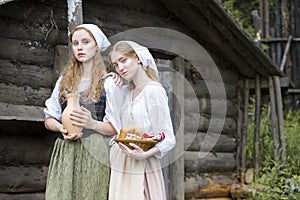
[108,41,176,200]
[44,24,118,200]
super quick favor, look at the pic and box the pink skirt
[108,144,166,200]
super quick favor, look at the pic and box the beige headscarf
[116,40,159,77]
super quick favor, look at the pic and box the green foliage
[252,157,300,200]
[246,99,300,198]
[220,0,259,38]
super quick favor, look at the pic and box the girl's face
[71,29,97,64]
[110,51,140,81]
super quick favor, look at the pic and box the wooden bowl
[114,138,158,151]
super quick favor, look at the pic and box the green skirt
[45,133,110,200]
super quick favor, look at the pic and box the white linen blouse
[105,80,176,158]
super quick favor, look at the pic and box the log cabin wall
[0,0,245,199]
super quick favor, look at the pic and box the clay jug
[61,93,83,135]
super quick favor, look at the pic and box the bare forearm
[44,117,63,132]
[90,120,117,136]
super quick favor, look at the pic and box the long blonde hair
[108,41,158,90]
[59,27,107,102]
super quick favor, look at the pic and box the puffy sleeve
[102,76,126,134]
[43,76,63,121]
[145,85,176,158]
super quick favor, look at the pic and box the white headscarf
[76,24,111,52]
[116,41,159,77]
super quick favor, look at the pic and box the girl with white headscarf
[44,24,120,200]
[107,41,176,200]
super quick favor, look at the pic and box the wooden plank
[0,166,48,193]
[0,59,53,88]
[0,102,44,121]
[0,83,51,106]
[184,152,236,173]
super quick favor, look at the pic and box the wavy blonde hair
[108,41,158,90]
[58,27,107,103]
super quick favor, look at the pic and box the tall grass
[246,99,300,199]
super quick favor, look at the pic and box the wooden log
[184,152,236,173]
[192,79,237,99]
[53,45,69,83]
[185,132,237,152]
[273,76,286,163]
[0,102,44,122]
[0,166,48,193]
[186,115,236,135]
[269,76,279,162]
[0,136,53,165]
[0,38,54,67]
[0,83,51,106]
[200,98,237,117]
[240,79,249,184]
[168,56,185,200]
[0,193,44,200]
[236,87,243,181]
[0,0,67,28]
[254,75,261,179]
[185,183,231,199]
[0,20,67,45]
[0,59,53,88]
[68,0,83,35]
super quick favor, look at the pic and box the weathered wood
[0,83,51,106]
[0,166,48,193]
[53,45,69,84]
[248,76,291,89]
[268,76,279,162]
[190,115,236,135]
[0,0,67,28]
[0,136,52,165]
[254,75,261,179]
[236,86,243,181]
[0,38,54,67]
[0,102,44,122]
[0,59,53,88]
[185,184,231,199]
[185,132,236,153]
[200,98,237,117]
[184,152,236,173]
[67,0,83,35]
[0,193,44,200]
[168,56,185,200]
[240,79,249,184]
[280,35,292,71]
[273,76,286,163]
[0,20,67,45]
[192,79,237,99]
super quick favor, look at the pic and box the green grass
[246,101,300,199]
